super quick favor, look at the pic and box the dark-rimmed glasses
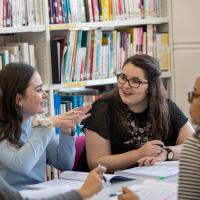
[188,91,200,103]
[117,74,148,88]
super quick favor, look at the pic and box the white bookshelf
[49,17,169,31]
[0,25,46,34]
[0,0,172,116]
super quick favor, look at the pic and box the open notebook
[26,171,135,190]
[109,179,177,200]
[114,161,179,179]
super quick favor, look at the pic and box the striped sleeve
[178,136,200,200]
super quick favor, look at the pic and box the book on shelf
[114,161,179,179]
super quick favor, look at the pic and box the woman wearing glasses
[178,75,200,199]
[82,54,194,173]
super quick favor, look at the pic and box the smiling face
[118,62,149,112]
[16,72,48,120]
[189,76,200,124]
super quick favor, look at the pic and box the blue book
[54,93,61,134]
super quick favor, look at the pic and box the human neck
[128,101,148,113]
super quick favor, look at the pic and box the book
[26,170,135,190]
[108,179,177,200]
[114,161,179,179]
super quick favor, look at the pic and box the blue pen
[109,191,123,197]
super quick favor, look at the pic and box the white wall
[171,0,200,116]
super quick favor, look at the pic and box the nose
[43,90,48,98]
[123,80,131,88]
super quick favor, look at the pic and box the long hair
[103,54,169,140]
[0,63,36,146]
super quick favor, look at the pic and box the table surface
[90,176,178,200]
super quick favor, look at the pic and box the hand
[118,187,139,200]
[138,149,168,166]
[78,166,107,199]
[49,105,92,134]
[138,140,164,158]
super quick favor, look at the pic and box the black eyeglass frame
[117,74,148,88]
[188,91,200,103]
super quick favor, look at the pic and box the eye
[130,78,141,84]
[119,74,127,80]
[36,87,43,92]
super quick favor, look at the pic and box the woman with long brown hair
[82,54,194,173]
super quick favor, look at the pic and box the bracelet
[32,115,53,129]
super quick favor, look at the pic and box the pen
[156,144,164,148]
[109,191,123,197]
[97,162,108,184]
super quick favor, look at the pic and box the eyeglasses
[188,91,200,103]
[117,74,148,88]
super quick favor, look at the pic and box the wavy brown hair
[103,54,170,140]
[0,63,36,147]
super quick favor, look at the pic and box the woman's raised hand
[49,105,92,134]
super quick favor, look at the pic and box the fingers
[138,157,155,166]
[150,140,164,146]
[93,165,107,174]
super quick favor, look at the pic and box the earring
[18,102,22,108]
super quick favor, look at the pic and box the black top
[82,97,188,155]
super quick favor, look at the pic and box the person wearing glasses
[178,75,200,199]
[115,75,200,200]
[81,54,194,173]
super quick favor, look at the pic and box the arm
[178,136,200,199]
[85,130,164,173]
[0,166,106,200]
[138,121,194,165]
[0,126,53,174]
[46,134,75,171]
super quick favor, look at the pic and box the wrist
[163,146,174,161]
[78,187,89,199]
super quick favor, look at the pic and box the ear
[16,93,22,107]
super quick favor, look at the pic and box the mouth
[122,90,133,96]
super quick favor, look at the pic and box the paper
[115,161,179,179]
[108,180,177,200]
[26,178,83,189]
[20,181,83,199]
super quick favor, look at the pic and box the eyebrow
[121,73,145,80]
[34,84,43,90]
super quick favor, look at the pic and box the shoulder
[91,95,114,112]
[183,135,200,152]
[167,98,188,122]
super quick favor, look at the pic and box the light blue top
[0,118,75,191]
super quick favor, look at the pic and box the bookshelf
[0,0,172,117]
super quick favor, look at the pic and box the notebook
[114,161,179,179]
[108,179,177,200]
[26,171,135,190]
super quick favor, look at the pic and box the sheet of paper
[108,181,177,200]
[20,181,83,199]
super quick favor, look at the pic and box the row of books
[48,0,160,24]
[0,42,36,70]
[50,25,169,84]
[0,0,44,28]
[53,92,100,135]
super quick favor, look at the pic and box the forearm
[47,134,75,171]
[89,149,142,173]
